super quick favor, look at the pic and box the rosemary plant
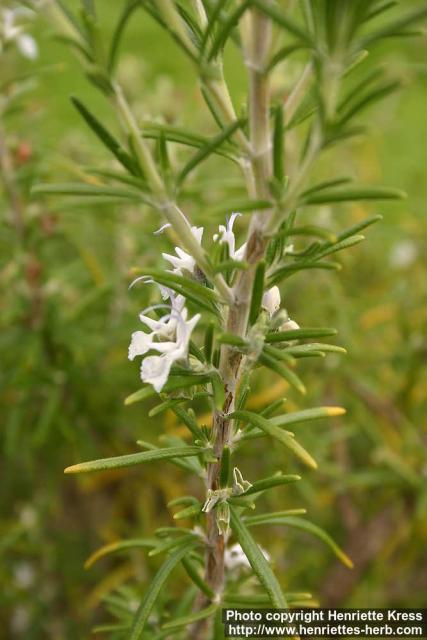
[35,1,427,638]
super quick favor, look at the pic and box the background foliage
[1,1,427,638]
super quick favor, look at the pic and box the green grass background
[1,2,427,638]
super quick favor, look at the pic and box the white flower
[140,310,200,391]
[128,291,185,360]
[224,543,270,572]
[162,226,203,275]
[129,290,200,392]
[1,7,38,59]
[214,212,246,261]
[281,318,300,332]
[262,286,281,316]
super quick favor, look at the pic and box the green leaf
[362,5,427,45]
[32,182,143,201]
[131,267,219,314]
[224,589,312,606]
[314,235,365,259]
[272,104,285,184]
[182,557,214,598]
[200,0,228,51]
[267,43,305,72]
[258,350,306,395]
[248,262,265,326]
[155,526,194,538]
[245,514,353,568]
[173,406,205,440]
[139,438,204,476]
[231,410,317,469]
[339,68,384,112]
[148,398,183,417]
[219,446,231,488]
[244,406,346,441]
[200,83,226,129]
[162,603,218,630]
[173,503,202,521]
[210,370,226,410]
[240,473,301,496]
[178,118,245,183]
[168,495,199,508]
[229,505,287,608]
[208,0,252,60]
[260,398,286,419]
[177,4,203,44]
[71,97,140,175]
[149,533,200,557]
[157,131,171,184]
[265,327,338,343]
[52,196,141,209]
[285,591,314,604]
[142,122,237,161]
[270,406,346,428]
[216,333,248,348]
[204,322,215,364]
[56,0,86,38]
[129,539,198,640]
[302,186,406,205]
[280,349,325,360]
[64,446,204,474]
[268,260,341,285]
[84,538,157,569]
[284,343,347,357]
[222,593,271,606]
[251,0,313,45]
[213,258,249,274]
[338,214,382,241]
[302,177,352,197]
[54,34,92,61]
[263,344,296,367]
[338,81,400,126]
[108,0,140,71]
[286,90,317,130]
[364,1,398,23]
[85,167,146,189]
[124,373,212,405]
[93,624,131,633]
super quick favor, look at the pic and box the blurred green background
[1,2,426,638]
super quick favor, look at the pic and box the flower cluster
[129,214,297,392]
[129,289,200,392]
[163,226,204,275]
[213,212,246,261]
[129,216,244,392]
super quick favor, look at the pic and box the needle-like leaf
[129,539,199,640]
[245,513,353,568]
[231,410,317,469]
[230,505,288,608]
[64,446,204,474]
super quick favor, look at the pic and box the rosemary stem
[192,9,273,638]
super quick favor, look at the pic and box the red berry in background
[15,141,33,165]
